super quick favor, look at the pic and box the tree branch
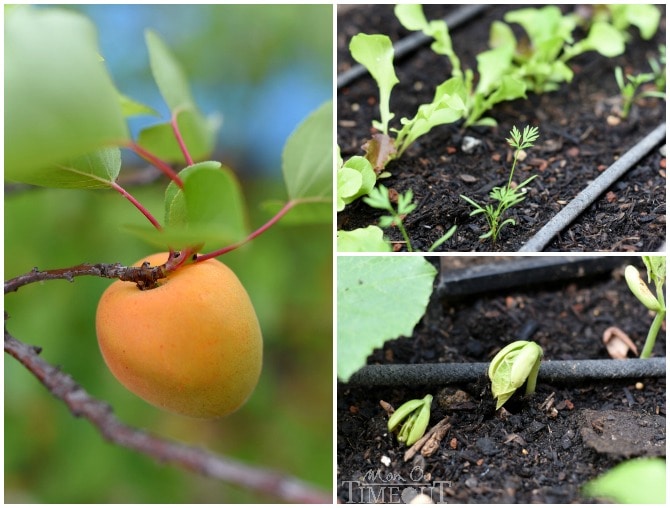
[4,330,331,504]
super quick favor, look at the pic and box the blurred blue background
[67,4,332,176]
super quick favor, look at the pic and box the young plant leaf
[582,457,666,504]
[337,257,437,381]
[349,34,398,134]
[5,6,128,184]
[337,226,391,253]
[625,265,662,312]
[489,340,543,409]
[337,156,376,211]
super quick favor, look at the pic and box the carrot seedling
[460,125,539,244]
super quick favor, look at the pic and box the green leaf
[337,226,391,253]
[489,340,543,409]
[582,458,666,504]
[282,101,332,201]
[145,29,195,111]
[350,34,398,134]
[10,147,121,189]
[5,6,128,184]
[338,156,376,211]
[127,161,248,250]
[579,21,626,58]
[337,257,437,381]
[607,4,661,40]
[118,93,159,118]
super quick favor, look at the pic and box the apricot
[95,252,262,419]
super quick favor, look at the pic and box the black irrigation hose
[519,123,667,252]
[337,5,489,89]
[436,256,637,301]
[347,358,666,386]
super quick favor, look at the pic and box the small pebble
[461,136,482,154]
[381,455,391,467]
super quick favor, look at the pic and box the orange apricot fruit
[95,252,262,419]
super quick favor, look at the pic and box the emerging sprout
[624,257,666,359]
[488,340,543,410]
[387,394,432,446]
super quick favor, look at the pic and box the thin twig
[4,331,331,503]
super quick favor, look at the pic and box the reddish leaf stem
[196,200,298,262]
[171,111,194,166]
[110,181,163,231]
[128,142,183,188]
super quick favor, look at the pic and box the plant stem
[110,181,162,231]
[128,142,183,188]
[395,217,414,252]
[196,199,303,262]
[640,310,665,359]
[171,110,194,166]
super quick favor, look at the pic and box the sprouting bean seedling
[461,125,539,243]
[624,256,666,359]
[489,340,543,410]
[387,394,433,446]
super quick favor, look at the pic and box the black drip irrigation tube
[337,5,489,90]
[347,358,666,387]
[520,123,667,252]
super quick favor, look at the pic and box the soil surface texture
[337,257,666,503]
[337,5,666,252]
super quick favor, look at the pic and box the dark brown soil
[337,5,666,252]
[337,257,666,503]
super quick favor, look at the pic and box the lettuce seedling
[624,256,666,359]
[500,6,629,93]
[394,5,526,129]
[337,149,376,212]
[387,394,433,446]
[489,340,543,410]
[461,125,539,243]
[363,184,456,252]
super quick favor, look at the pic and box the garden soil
[337,257,666,503]
[337,5,666,251]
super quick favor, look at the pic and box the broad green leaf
[137,110,219,163]
[10,147,121,189]
[337,226,391,253]
[282,101,332,200]
[582,458,666,504]
[337,257,437,381]
[5,6,128,184]
[126,161,248,250]
[350,34,398,134]
[145,29,195,111]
